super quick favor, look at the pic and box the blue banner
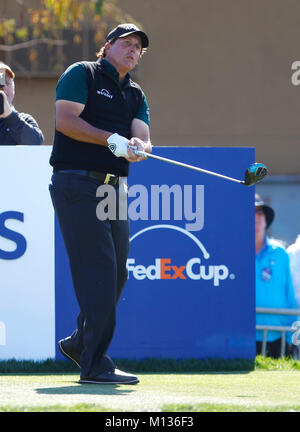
[55,147,255,360]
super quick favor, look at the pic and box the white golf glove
[107,133,129,157]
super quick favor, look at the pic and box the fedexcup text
[127,257,231,286]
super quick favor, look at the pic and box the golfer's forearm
[56,113,111,146]
[130,118,151,153]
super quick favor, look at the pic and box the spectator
[255,194,298,358]
[0,61,44,145]
[287,235,300,309]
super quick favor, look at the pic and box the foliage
[0,0,139,44]
[0,0,141,73]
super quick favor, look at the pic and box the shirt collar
[100,58,131,87]
[257,236,270,257]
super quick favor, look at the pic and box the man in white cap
[0,61,43,145]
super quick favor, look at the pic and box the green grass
[0,357,300,412]
[0,355,299,373]
[0,357,255,373]
[255,355,300,370]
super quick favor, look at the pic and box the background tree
[0,0,141,75]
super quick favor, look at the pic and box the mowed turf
[0,370,300,412]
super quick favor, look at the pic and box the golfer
[49,23,152,384]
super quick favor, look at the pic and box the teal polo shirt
[56,59,150,126]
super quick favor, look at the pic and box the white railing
[256,307,300,359]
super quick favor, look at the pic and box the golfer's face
[106,35,142,72]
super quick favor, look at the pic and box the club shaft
[136,150,244,184]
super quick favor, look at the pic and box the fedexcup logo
[127,224,235,286]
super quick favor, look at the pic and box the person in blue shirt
[287,235,300,309]
[0,62,44,145]
[255,194,298,358]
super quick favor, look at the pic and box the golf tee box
[0,146,255,361]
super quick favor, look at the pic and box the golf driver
[134,149,268,186]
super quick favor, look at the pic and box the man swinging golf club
[49,18,268,387]
[49,23,151,385]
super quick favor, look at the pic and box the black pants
[49,172,129,378]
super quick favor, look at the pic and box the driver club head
[243,163,268,186]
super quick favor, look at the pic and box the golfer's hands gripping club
[126,137,148,162]
[107,134,148,162]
